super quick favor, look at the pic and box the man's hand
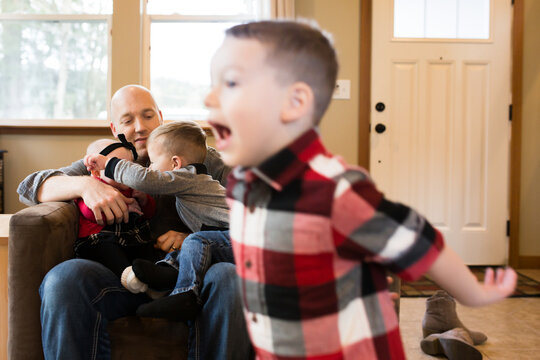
[84,154,109,173]
[81,177,134,225]
[155,230,189,253]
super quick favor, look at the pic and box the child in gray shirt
[85,121,233,320]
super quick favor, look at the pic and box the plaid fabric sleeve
[332,168,444,281]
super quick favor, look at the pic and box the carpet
[400,266,540,297]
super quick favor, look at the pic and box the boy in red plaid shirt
[205,20,517,359]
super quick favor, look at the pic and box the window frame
[0,0,278,129]
[0,12,112,128]
[140,1,271,121]
[391,0,495,44]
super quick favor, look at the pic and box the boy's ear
[172,155,183,170]
[281,82,314,124]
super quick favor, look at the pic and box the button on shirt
[226,128,445,360]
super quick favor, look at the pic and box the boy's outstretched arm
[426,246,517,307]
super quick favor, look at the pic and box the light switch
[333,79,351,100]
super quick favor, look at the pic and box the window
[144,0,271,121]
[0,0,274,125]
[393,0,490,40]
[0,0,112,121]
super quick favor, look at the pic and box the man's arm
[17,159,88,205]
[18,159,132,225]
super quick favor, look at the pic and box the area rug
[400,266,540,297]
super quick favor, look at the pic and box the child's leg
[136,231,233,321]
[132,258,178,291]
[78,240,131,278]
[173,230,233,297]
[77,240,148,294]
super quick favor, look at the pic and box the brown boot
[422,290,487,345]
[420,328,482,360]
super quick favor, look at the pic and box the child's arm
[84,153,109,172]
[132,190,156,219]
[426,246,517,307]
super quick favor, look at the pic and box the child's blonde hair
[148,121,207,164]
[226,20,339,124]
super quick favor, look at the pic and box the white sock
[121,266,148,294]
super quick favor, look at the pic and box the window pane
[150,22,236,120]
[148,0,252,15]
[457,0,489,39]
[393,0,425,38]
[0,0,112,14]
[393,0,490,40]
[0,21,108,119]
[425,0,457,38]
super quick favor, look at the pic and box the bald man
[17,85,251,359]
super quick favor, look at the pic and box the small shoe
[420,328,482,360]
[121,266,148,294]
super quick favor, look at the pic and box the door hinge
[506,220,511,236]
[512,0,515,5]
[509,104,513,121]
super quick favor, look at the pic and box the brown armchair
[8,201,189,360]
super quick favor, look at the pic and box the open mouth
[208,121,232,147]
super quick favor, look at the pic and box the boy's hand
[481,267,518,301]
[84,154,109,172]
[132,190,148,207]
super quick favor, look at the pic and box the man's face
[110,87,163,162]
[205,37,289,168]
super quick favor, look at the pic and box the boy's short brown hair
[148,121,207,164]
[226,20,338,124]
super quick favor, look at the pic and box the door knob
[375,123,386,133]
[375,102,386,112]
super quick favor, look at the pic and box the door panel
[371,0,511,264]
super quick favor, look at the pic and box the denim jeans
[39,258,252,360]
[160,230,235,298]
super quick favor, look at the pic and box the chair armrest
[8,201,79,360]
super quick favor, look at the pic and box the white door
[370,0,512,264]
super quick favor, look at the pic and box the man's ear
[110,122,118,137]
[172,155,183,170]
[281,82,314,124]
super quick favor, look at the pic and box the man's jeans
[160,230,234,298]
[39,258,252,359]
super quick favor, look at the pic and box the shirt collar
[233,128,326,191]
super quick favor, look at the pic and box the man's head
[205,20,338,168]
[110,85,164,162]
[86,138,133,190]
[147,121,207,172]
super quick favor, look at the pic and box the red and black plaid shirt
[227,129,444,359]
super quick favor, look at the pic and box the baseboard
[519,256,540,268]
